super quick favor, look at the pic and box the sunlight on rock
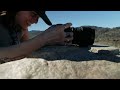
[0,45,120,79]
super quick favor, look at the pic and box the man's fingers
[63,23,72,29]
[65,32,73,38]
[65,37,73,42]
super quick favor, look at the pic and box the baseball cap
[34,11,52,26]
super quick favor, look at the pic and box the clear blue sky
[28,11,120,31]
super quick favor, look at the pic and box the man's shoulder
[0,24,13,47]
[0,23,7,29]
[0,24,10,33]
[0,23,12,40]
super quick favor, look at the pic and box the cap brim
[40,13,52,26]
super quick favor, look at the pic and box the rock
[0,44,120,79]
[0,58,120,79]
[90,44,119,55]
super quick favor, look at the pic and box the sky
[28,11,120,31]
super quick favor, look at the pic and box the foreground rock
[0,44,120,79]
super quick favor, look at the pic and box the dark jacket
[0,16,22,47]
[0,24,22,47]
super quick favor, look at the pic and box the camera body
[64,26,95,47]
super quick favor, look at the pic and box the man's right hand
[43,23,73,46]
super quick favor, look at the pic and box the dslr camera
[64,26,95,47]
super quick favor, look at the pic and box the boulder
[0,44,120,79]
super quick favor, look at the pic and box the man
[0,11,73,63]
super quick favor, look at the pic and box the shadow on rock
[27,45,120,63]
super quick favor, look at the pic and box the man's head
[15,11,52,30]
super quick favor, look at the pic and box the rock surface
[0,44,120,79]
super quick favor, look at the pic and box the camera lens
[64,26,95,47]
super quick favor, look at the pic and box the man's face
[15,11,39,30]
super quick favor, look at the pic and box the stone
[0,44,120,79]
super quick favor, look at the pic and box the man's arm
[0,32,47,62]
[21,29,29,42]
[0,29,33,62]
[0,23,72,62]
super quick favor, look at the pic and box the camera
[64,26,95,47]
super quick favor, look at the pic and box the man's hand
[44,23,73,46]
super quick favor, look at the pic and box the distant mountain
[29,26,120,47]
[29,30,43,39]
[29,26,120,40]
